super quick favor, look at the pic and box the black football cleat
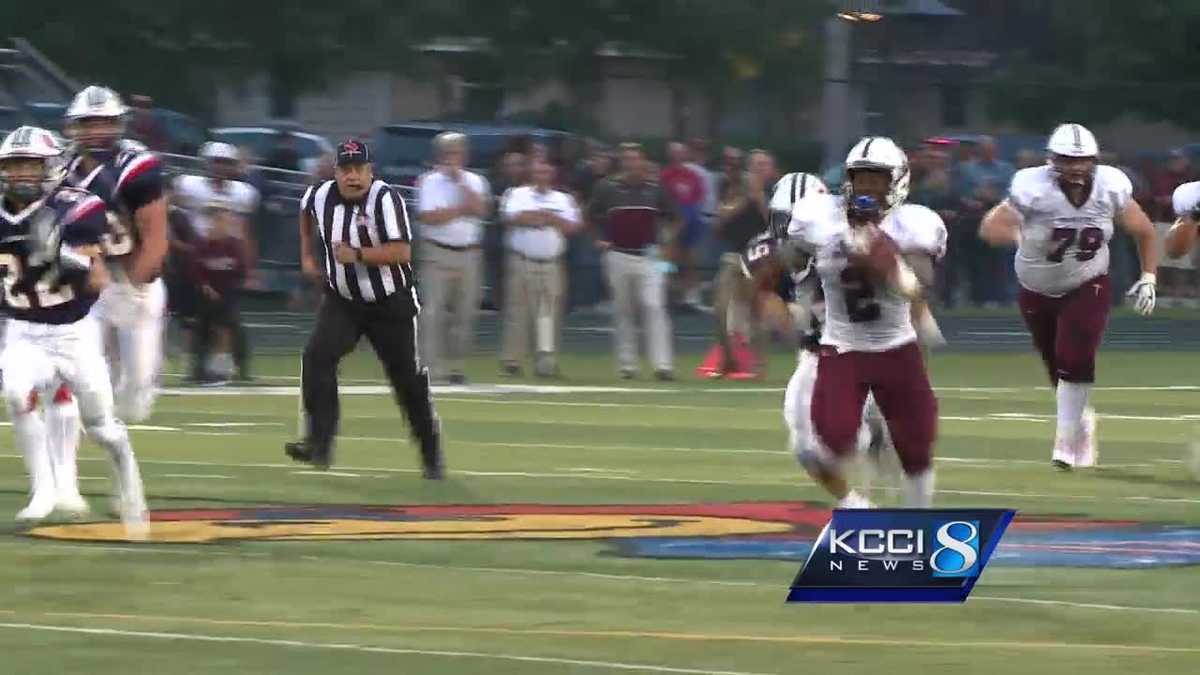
[284,440,331,470]
[1051,459,1072,472]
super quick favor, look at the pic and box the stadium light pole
[821,3,885,168]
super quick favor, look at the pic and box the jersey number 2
[840,267,881,323]
[0,253,73,309]
[1048,226,1103,263]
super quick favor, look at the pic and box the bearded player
[0,126,148,534]
[41,85,168,514]
[980,123,1158,470]
[784,139,947,508]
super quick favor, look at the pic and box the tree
[960,0,1200,131]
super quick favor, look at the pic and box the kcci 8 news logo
[787,509,1016,603]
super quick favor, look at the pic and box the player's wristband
[355,248,364,263]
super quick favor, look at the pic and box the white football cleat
[16,492,57,522]
[837,491,874,509]
[55,490,91,518]
[1075,407,1098,467]
[119,497,150,541]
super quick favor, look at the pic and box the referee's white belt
[507,249,562,263]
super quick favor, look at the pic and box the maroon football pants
[810,341,938,475]
[1017,275,1111,384]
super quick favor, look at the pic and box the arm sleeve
[1102,166,1134,212]
[60,195,108,246]
[416,173,438,214]
[501,188,526,221]
[116,153,165,213]
[378,186,412,243]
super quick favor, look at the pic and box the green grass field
[1,346,1198,674]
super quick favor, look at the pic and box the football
[848,227,899,283]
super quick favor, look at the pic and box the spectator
[711,149,776,377]
[588,142,679,379]
[416,132,492,385]
[127,94,168,152]
[910,144,962,306]
[1015,148,1041,169]
[1151,149,1196,221]
[487,150,531,310]
[569,145,614,310]
[660,141,708,309]
[163,183,199,359]
[686,137,718,226]
[959,136,1014,305]
[500,158,582,377]
[187,205,251,383]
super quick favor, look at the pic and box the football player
[1164,179,1200,259]
[44,86,168,511]
[0,126,148,535]
[980,124,1159,470]
[750,173,894,505]
[785,139,947,508]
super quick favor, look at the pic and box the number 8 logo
[930,521,979,575]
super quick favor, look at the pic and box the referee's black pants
[302,290,438,449]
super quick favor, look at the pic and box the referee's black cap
[336,139,371,166]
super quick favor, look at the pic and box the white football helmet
[1046,123,1098,158]
[65,85,128,121]
[0,126,67,203]
[1046,123,1099,186]
[843,136,910,211]
[64,85,128,161]
[769,172,827,239]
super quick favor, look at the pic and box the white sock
[1056,381,1091,444]
[902,469,936,507]
[14,411,53,499]
[88,419,146,510]
[46,398,82,497]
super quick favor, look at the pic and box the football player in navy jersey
[0,126,148,535]
[45,86,168,506]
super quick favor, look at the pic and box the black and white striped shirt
[301,179,419,308]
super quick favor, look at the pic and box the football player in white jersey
[786,138,947,508]
[1164,179,1200,258]
[173,141,260,237]
[0,127,148,536]
[751,173,895,503]
[980,123,1159,470]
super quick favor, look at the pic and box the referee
[285,139,443,478]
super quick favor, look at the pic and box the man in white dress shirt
[500,158,582,377]
[415,132,492,384]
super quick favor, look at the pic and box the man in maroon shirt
[187,206,250,383]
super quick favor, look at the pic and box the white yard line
[0,623,772,675]
[160,474,232,480]
[4,543,1198,620]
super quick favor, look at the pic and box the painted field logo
[24,502,1200,570]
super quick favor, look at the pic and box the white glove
[1126,273,1156,316]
